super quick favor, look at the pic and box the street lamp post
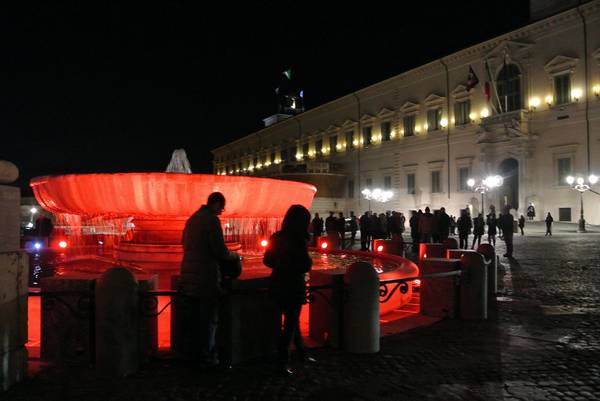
[361,188,393,212]
[566,174,598,233]
[467,175,504,214]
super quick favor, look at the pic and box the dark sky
[1,2,529,193]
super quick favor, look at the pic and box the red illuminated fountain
[30,150,417,310]
[31,171,316,268]
[28,151,419,352]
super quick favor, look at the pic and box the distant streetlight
[467,175,504,214]
[566,174,598,233]
[362,188,393,212]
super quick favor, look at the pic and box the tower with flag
[275,68,304,115]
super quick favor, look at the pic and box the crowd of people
[309,204,522,258]
[179,193,539,377]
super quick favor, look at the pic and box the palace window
[458,167,470,192]
[346,131,355,149]
[330,135,338,153]
[554,74,571,105]
[454,100,471,125]
[496,64,522,112]
[381,121,391,141]
[362,126,372,146]
[403,115,416,136]
[431,171,441,193]
[557,157,572,185]
[407,173,415,195]
[384,176,392,189]
[427,108,442,131]
[316,139,323,156]
[302,143,309,158]
[348,180,354,198]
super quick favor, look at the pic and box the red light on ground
[58,240,68,249]
[321,242,328,249]
[260,239,269,248]
[376,245,384,253]
[423,253,427,259]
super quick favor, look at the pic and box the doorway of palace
[498,158,519,210]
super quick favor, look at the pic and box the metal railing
[27,268,462,362]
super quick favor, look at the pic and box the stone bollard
[420,258,461,318]
[372,239,403,256]
[343,262,379,353]
[442,237,458,250]
[459,253,488,320]
[477,244,497,300]
[419,243,445,265]
[96,267,139,376]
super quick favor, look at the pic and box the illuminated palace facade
[213,1,600,224]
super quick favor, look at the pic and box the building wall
[213,1,600,224]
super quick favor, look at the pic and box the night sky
[1,2,529,193]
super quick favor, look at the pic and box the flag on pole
[283,69,292,80]
[484,82,491,102]
[466,65,479,90]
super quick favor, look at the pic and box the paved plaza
[6,222,600,401]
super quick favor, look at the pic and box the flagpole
[485,59,503,114]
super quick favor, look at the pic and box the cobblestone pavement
[5,228,600,401]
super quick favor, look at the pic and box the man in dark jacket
[359,211,371,251]
[349,211,359,246]
[325,212,337,236]
[498,206,515,257]
[311,213,324,246]
[409,210,420,253]
[438,207,451,242]
[179,192,240,366]
[418,207,434,243]
[457,209,472,249]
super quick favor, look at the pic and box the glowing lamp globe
[589,174,598,185]
[566,176,575,185]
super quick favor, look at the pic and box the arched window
[496,64,522,112]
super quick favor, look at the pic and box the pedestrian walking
[457,209,472,249]
[325,211,337,236]
[545,212,554,236]
[438,207,451,242]
[486,211,497,246]
[263,205,315,376]
[409,210,420,253]
[359,211,371,251]
[419,207,434,243]
[518,215,525,236]
[311,213,324,246]
[527,203,536,221]
[349,211,358,247]
[498,206,515,258]
[471,213,484,249]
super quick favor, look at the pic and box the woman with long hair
[263,204,315,375]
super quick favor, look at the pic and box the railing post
[459,253,488,320]
[343,262,379,353]
[477,244,497,300]
[96,267,139,376]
